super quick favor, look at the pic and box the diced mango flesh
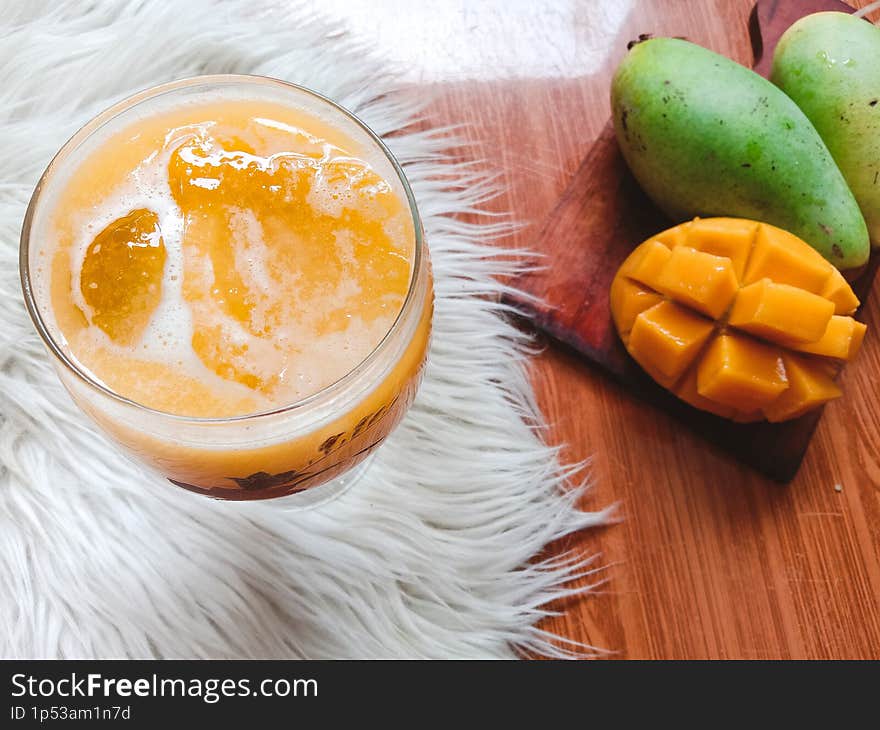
[697,334,788,412]
[652,246,739,319]
[609,217,866,422]
[674,366,739,421]
[628,301,714,388]
[619,239,672,289]
[743,224,831,293]
[728,279,833,345]
[791,316,866,361]
[821,268,860,315]
[610,276,663,337]
[652,221,690,249]
[763,355,842,422]
[678,217,757,280]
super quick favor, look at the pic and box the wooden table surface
[318,0,880,658]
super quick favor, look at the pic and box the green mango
[772,11,880,249]
[611,37,869,269]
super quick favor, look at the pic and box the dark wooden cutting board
[506,0,879,481]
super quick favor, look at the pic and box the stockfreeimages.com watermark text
[11,672,317,704]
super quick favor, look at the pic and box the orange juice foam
[39,99,415,419]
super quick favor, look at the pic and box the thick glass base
[274,454,375,511]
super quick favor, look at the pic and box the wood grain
[323,0,880,658]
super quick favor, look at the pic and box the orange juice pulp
[39,96,431,498]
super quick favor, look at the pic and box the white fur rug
[0,0,610,659]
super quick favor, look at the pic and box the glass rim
[19,73,425,425]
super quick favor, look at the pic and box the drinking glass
[20,75,433,507]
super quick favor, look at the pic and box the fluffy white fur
[0,0,611,659]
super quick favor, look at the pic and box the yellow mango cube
[653,246,739,319]
[619,239,671,289]
[821,268,860,315]
[791,315,867,361]
[763,355,842,422]
[742,224,831,293]
[652,221,690,249]
[697,334,789,412]
[680,217,757,280]
[610,276,663,339]
[727,278,834,345]
[628,301,715,388]
[674,365,739,421]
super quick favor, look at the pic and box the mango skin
[771,12,880,249]
[611,37,869,270]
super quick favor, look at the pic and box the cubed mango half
[609,217,866,423]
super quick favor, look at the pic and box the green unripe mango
[611,37,869,269]
[772,11,880,249]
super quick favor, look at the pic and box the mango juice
[22,77,432,500]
